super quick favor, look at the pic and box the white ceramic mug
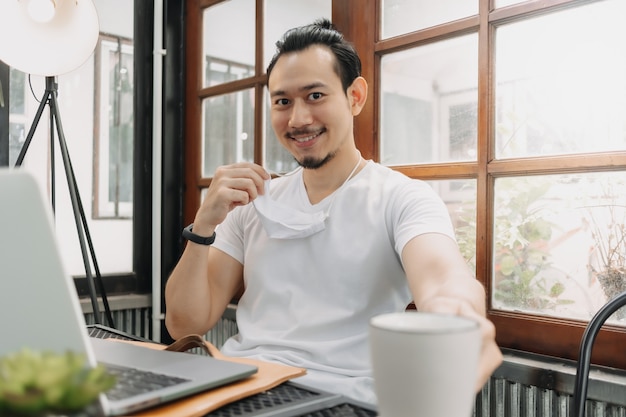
[369,311,481,417]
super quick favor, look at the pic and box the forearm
[403,234,486,316]
[164,244,216,339]
[416,271,486,316]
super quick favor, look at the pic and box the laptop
[0,168,258,416]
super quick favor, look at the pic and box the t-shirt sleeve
[389,178,457,256]
[211,208,246,264]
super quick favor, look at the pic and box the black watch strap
[182,223,216,245]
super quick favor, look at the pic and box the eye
[274,98,290,106]
[308,92,323,101]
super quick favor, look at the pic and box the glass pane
[495,0,626,159]
[8,69,25,114]
[491,172,626,324]
[203,0,255,88]
[206,58,254,87]
[380,34,478,166]
[94,36,134,219]
[264,0,331,70]
[429,179,477,269]
[381,0,477,39]
[8,69,26,166]
[202,89,255,176]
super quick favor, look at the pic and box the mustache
[285,127,326,138]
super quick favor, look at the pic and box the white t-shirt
[213,161,455,404]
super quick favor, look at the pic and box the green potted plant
[0,348,115,416]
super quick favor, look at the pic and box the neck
[302,149,364,204]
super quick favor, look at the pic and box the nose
[288,100,313,128]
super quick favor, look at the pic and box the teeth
[294,133,318,142]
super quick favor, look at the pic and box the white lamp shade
[0,0,99,76]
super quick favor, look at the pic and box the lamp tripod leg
[48,94,107,326]
[16,76,115,329]
[45,79,114,328]
[15,78,56,211]
[66,146,116,328]
[49,95,56,213]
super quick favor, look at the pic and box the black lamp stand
[15,76,114,328]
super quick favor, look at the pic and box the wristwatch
[182,223,216,245]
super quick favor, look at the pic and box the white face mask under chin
[253,178,328,239]
[253,154,363,240]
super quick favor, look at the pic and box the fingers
[420,296,503,393]
[474,315,502,392]
[213,163,270,199]
[194,162,270,229]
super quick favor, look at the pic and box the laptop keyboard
[103,363,190,401]
[300,404,378,417]
[89,326,192,402]
[87,325,150,342]
[205,383,377,417]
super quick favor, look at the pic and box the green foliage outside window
[456,178,572,313]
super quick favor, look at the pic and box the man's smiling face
[268,45,357,169]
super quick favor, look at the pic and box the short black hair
[266,18,362,92]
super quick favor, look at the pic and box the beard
[296,151,336,169]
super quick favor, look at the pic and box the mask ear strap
[324,152,363,216]
[269,166,302,179]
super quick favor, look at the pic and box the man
[165,18,502,404]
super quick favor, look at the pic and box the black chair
[572,290,626,417]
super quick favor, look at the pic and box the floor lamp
[0,0,114,327]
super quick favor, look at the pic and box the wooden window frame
[184,0,626,369]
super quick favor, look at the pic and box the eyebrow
[270,82,328,98]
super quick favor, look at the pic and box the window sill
[79,293,151,314]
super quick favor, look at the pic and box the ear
[347,76,368,116]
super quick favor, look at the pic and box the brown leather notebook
[117,336,306,417]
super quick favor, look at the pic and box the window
[377,0,626,369]
[202,57,255,176]
[94,34,134,219]
[6,69,26,166]
[380,34,478,165]
[185,0,626,369]
[380,0,477,38]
